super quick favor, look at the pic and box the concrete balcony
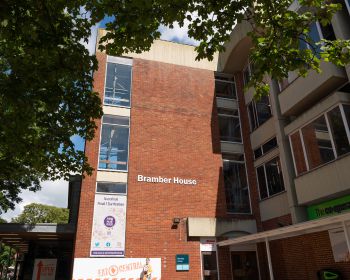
[279,61,347,117]
[295,154,350,205]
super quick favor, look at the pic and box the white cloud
[1,179,69,222]
[159,21,199,46]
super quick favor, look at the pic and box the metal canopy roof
[0,223,75,253]
[217,212,350,247]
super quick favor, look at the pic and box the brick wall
[125,58,231,279]
[262,214,292,231]
[269,231,350,280]
[73,52,106,258]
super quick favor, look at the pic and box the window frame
[96,181,128,195]
[217,107,243,144]
[214,76,237,100]
[97,115,131,172]
[289,103,350,176]
[247,96,272,132]
[222,155,252,214]
[103,60,133,109]
[256,156,285,200]
[253,137,278,160]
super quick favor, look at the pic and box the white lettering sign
[137,174,197,185]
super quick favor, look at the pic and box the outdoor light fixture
[173,218,181,225]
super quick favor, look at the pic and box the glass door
[231,251,259,280]
[202,251,218,280]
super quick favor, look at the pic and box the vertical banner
[90,194,126,257]
[32,259,57,280]
[72,258,161,280]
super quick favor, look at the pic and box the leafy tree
[0,218,6,223]
[1,0,349,212]
[11,203,69,224]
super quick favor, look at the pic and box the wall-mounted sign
[137,175,197,185]
[200,238,217,252]
[176,254,189,271]
[32,259,57,280]
[307,195,350,220]
[72,258,161,280]
[90,194,126,257]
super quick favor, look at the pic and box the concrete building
[1,2,350,279]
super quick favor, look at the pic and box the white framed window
[215,75,236,99]
[256,157,285,200]
[98,115,130,171]
[247,96,272,131]
[217,108,242,143]
[289,103,350,175]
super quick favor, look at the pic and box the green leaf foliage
[1,0,349,212]
[11,203,69,224]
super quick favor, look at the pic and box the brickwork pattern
[262,214,293,231]
[74,52,106,258]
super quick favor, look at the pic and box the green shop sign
[308,195,350,220]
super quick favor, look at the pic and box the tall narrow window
[327,107,350,156]
[99,115,130,171]
[247,97,272,131]
[217,108,242,143]
[104,62,132,107]
[222,155,250,213]
[256,157,285,199]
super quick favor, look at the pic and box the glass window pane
[218,110,242,142]
[265,157,285,196]
[248,102,257,131]
[223,159,250,213]
[343,104,350,131]
[309,22,322,56]
[302,115,335,169]
[99,115,130,171]
[97,182,127,194]
[104,63,131,107]
[327,106,350,156]
[262,137,278,154]
[215,80,236,99]
[290,131,308,175]
[256,166,268,199]
[256,96,272,126]
[254,147,262,160]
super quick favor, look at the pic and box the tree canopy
[1,0,349,212]
[11,203,69,224]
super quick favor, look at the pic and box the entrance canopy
[217,212,350,247]
[0,223,75,253]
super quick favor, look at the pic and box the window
[217,108,242,143]
[222,154,251,213]
[302,115,335,169]
[99,115,130,171]
[256,157,285,200]
[248,96,272,131]
[104,62,132,107]
[215,78,236,99]
[254,137,278,160]
[290,104,350,175]
[96,182,127,194]
[329,228,350,262]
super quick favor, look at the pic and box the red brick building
[72,3,350,279]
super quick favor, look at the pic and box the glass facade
[222,155,251,213]
[99,115,130,171]
[104,62,132,107]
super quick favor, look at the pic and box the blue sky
[1,19,194,221]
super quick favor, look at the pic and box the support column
[265,238,274,280]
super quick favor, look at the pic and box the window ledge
[259,190,287,202]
